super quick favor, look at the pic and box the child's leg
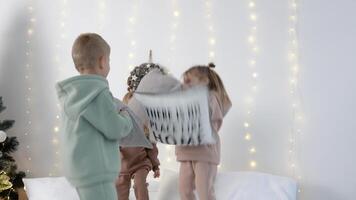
[193,161,217,200]
[76,181,117,200]
[132,168,149,200]
[179,161,196,200]
[116,174,131,200]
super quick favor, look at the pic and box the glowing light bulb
[209,51,215,58]
[250,14,257,21]
[131,40,136,46]
[210,38,216,45]
[288,52,296,60]
[244,122,250,128]
[290,78,297,85]
[249,2,255,8]
[54,127,59,133]
[173,11,180,17]
[289,15,297,21]
[252,72,258,78]
[289,28,295,33]
[292,65,299,73]
[249,60,256,65]
[27,29,33,35]
[252,46,259,52]
[245,133,251,140]
[248,36,255,43]
[250,161,257,168]
[129,53,134,58]
[250,147,256,153]
[129,17,135,23]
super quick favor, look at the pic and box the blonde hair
[183,63,231,108]
[122,92,134,105]
[72,33,110,71]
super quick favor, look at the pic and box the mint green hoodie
[55,74,133,187]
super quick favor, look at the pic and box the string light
[97,0,107,32]
[205,0,216,61]
[244,0,260,169]
[48,0,71,177]
[24,0,36,176]
[287,0,304,194]
[126,0,139,77]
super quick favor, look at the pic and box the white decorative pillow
[23,177,80,200]
[135,86,214,146]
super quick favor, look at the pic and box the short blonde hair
[72,33,110,70]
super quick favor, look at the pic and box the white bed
[23,169,297,200]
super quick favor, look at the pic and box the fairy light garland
[48,0,70,177]
[97,0,107,32]
[167,0,180,66]
[160,0,182,166]
[244,0,259,169]
[204,0,216,62]
[24,0,36,176]
[126,1,140,74]
[287,0,303,194]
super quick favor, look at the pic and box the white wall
[298,0,356,199]
[0,0,355,199]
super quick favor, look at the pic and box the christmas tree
[0,97,26,200]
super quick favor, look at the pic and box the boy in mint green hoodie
[55,33,133,200]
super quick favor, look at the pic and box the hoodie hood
[55,75,109,118]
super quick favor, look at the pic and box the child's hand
[119,109,130,117]
[153,169,160,178]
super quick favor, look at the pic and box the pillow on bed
[23,177,80,200]
[156,169,297,200]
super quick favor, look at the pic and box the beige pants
[179,161,217,200]
[116,168,149,200]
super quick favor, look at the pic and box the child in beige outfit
[175,63,232,200]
